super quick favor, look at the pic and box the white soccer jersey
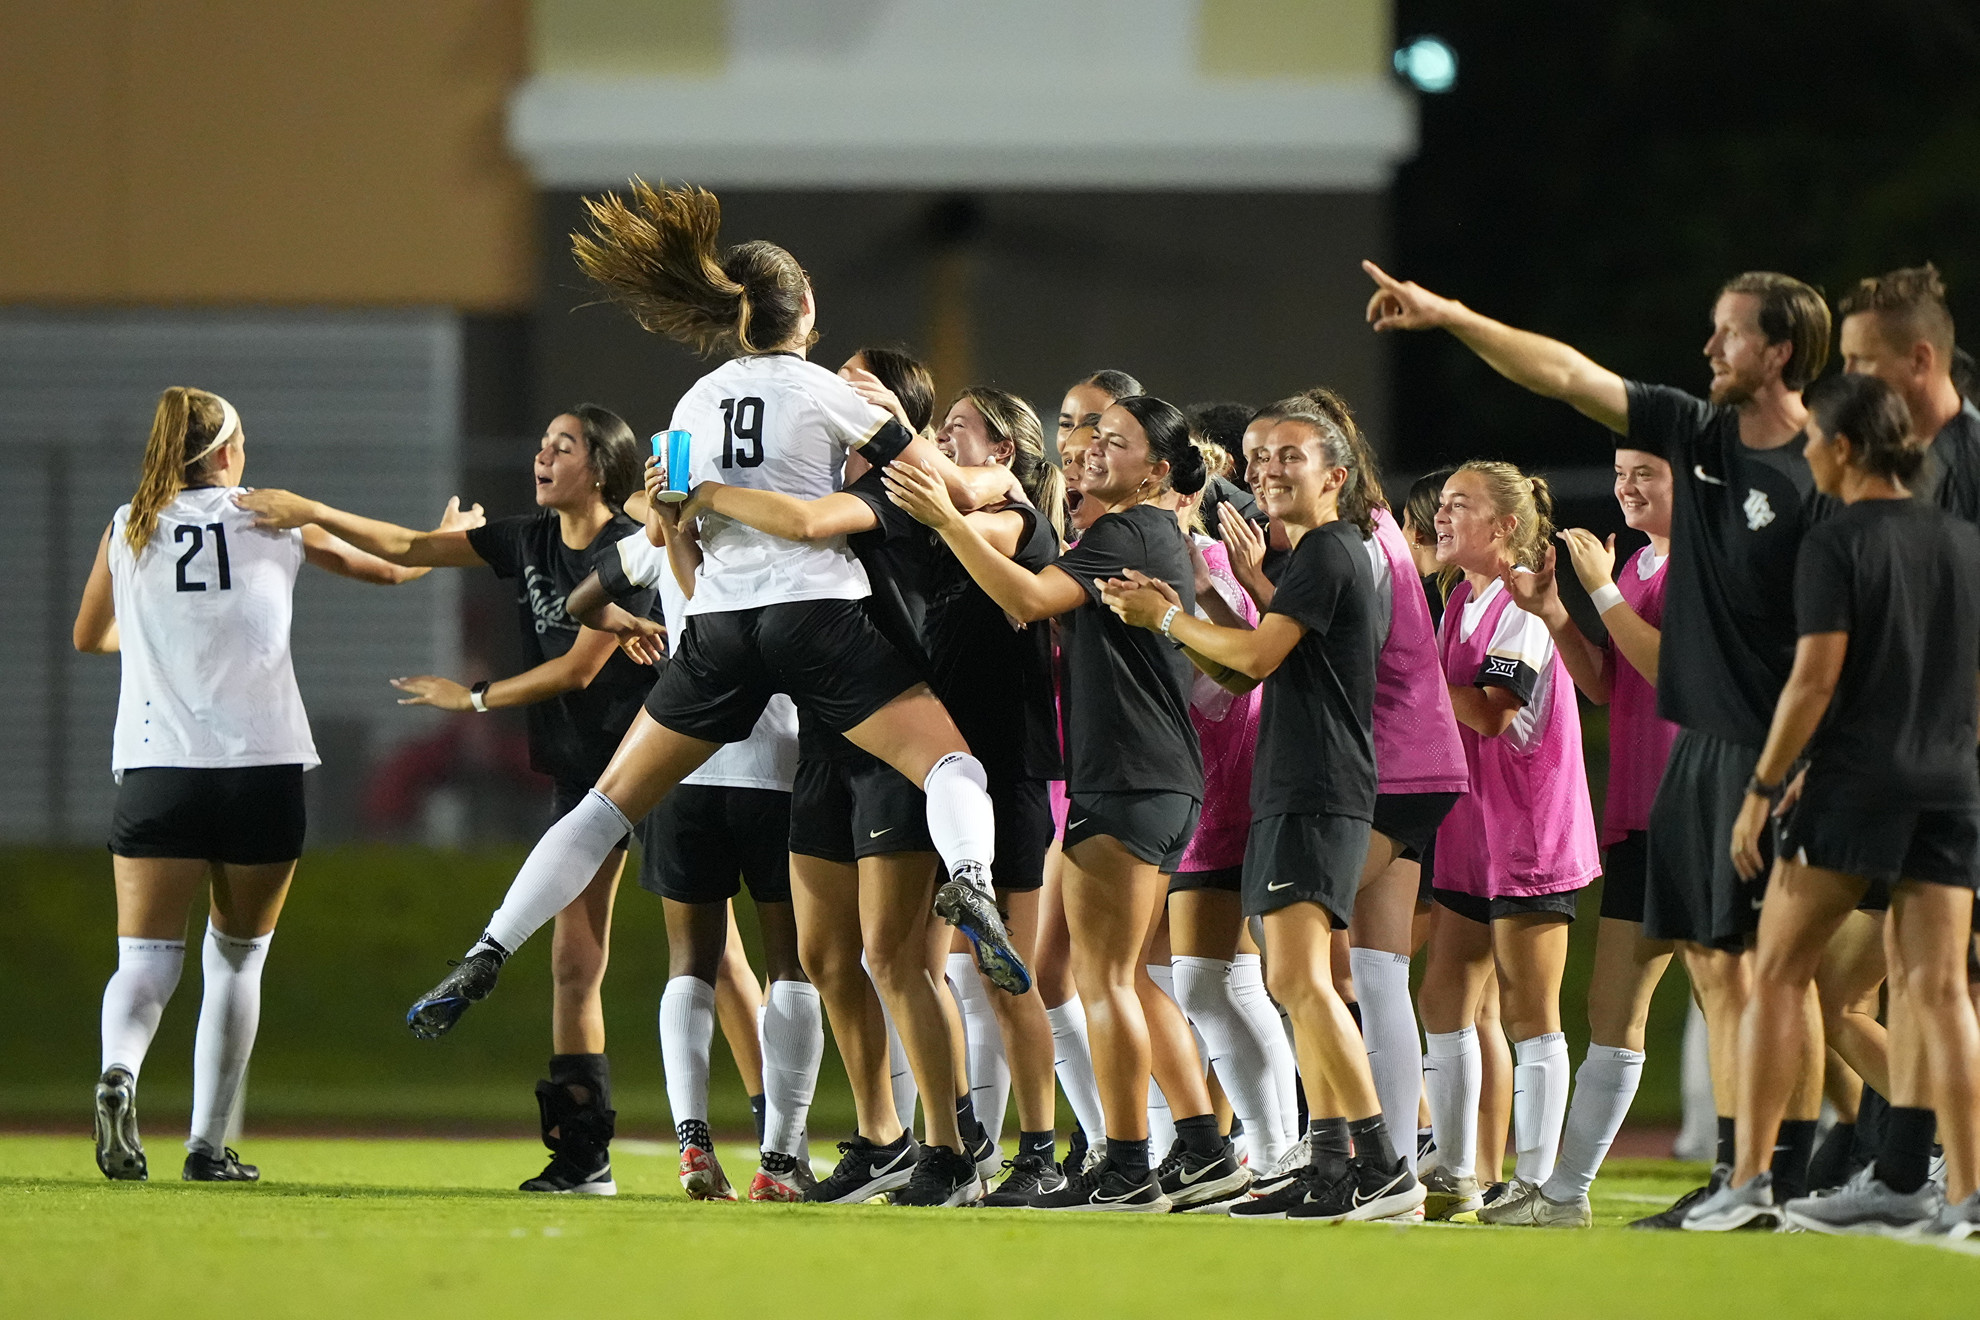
[614,532,798,790]
[107,486,318,773]
[670,353,890,616]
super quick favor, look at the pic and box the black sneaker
[1229,1162,1325,1219]
[183,1146,259,1182]
[520,1148,616,1194]
[1029,1160,1171,1212]
[934,868,1032,996]
[893,1144,984,1207]
[1065,1126,1089,1177]
[982,1154,1068,1206]
[964,1126,1003,1181]
[806,1133,920,1204]
[406,945,504,1039]
[1630,1165,1727,1230]
[1245,1141,1311,1200]
[1155,1138,1251,1212]
[93,1067,145,1182]
[1285,1155,1425,1223]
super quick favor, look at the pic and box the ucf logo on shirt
[1743,489,1776,532]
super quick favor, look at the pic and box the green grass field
[2,1136,1973,1318]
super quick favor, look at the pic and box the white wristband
[469,681,491,713]
[1159,605,1182,639]
[1588,583,1626,615]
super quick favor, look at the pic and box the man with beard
[1360,262,1832,1225]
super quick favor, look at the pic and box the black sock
[1229,1116,1245,1140]
[1019,1129,1055,1164]
[677,1117,713,1153]
[1294,1074,1310,1131]
[1852,1087,1890,1168]
[749,1093,767,1146]
[956,1094,989,1148]
[1175,1113,1222,1159]
[1348,1113,1399,1169]
[1715,1115,1736,1170]
[760,1149,798,1173]
[1771,1119,1818,1202]
[1107,1135,1150,1183]
[1345,1000,1362,1033]
[1875,1106,1937,1195]
[1309,1116,1352,1179]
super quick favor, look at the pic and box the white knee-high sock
[1228,954,1300,1148]
[483,789,632,953]
[1173,955,1293,1166]
[188,925,271,1154]
[882,1004,918,1132]
[761,980,823,1157]
[658,976,715,1139]
[1424,1026,1481,1180]
[947,953,1011,1142]
[1542,1044,1644,1202]
[101,937,185,1079]
[1350,948,1424,1173]
[1144,962,1188,1153]
[1676,998,1716,1161]
[1044,996,1107,1144]
[1511,1031,1570,1184]
[921,752,995,880]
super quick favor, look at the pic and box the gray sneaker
[1784,1165,1941,1237]
[1919,1189,1980,1244]
[1421,1165,1483,1220]
[1682,1171,1782,1232]
[1476,1176,1593,1228]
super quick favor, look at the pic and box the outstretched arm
[390,626,626,712]
[1101,570,1301,684]
[237,490,486,568]
[1363,261,1629,434]
[884,460,1084,622]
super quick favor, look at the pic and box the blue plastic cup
[650,430,693,502]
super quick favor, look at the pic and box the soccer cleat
[1286,1156,1425,1224]
[406,946,504,1039]
[1921,1189,1980,1243]
[1421,1165,1484,1220]
[1155,1138,1252,1212]
[520,1151,616,1195]
[1630,1165,1726,1229]
[748,1156,809,1203]
[1783,1166,1942,1237]
[982,1154,1068,1207]
[1475,1177,1593,1228]
[807,1133,920,1204]
[1682,1171,1782,1232]
[93,1067,146,1182]
[182,1146,260,1182]
[934,868,1032,996]
[892,1144,984,1207]
[1029,1160,1171,1213]
[678,1143,737,1201]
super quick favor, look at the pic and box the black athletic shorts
[109,765,306,865]
[647,599,921,746]
[1777,773,1980,891]
[1242,813,1371,925]
[1599,830,1650,923]
[789,754,933,864]
[637,784,792,904]
[1416,835,1437,907]
[1371,791,1462,861]
[1644,729,1767,949]
[1433,885,1582,925]
[552,780,632,851]
[991,777,1054,894]
[1170,865,1243,895]
[1063,790,1201,873]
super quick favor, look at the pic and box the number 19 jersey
[107,486,318,774]
[671,353,891,616]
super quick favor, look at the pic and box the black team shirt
[1624,382,1825,748]
[1252,519,1378,821]
[1794,498,1980,807]
[466,510,656,785]
[1915,398,1980,525]
[1053,503,1203,798]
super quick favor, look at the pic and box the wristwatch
[469,680,492,714]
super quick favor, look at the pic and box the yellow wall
[1199,0,1390,78]
[0,1,533,308]
[531,0,724,74]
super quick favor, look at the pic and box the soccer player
[77,387,469,1182]
[1686,372,1980,1237]
[1365,260,1834,1224]
[1489,445,1679,1225]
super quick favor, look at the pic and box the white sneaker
[1476,1177,1593,1228]
[1786,1166,1941,1237]
[1421,1165,1483,1220]
[1682,1172,1783,1232]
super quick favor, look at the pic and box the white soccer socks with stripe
[760,980,823,1159]
[1044,996,1107,1152]
[1173,955,1296,1167]
[921,752,996,883]
[484,789,633,954]
[1542,1043,1644,1202]
[659,976,716,1143]
[947,952,1012,1145]
[1511,1031,1570,1185]
[1228,953,1302,1149]
[101,936,186,1080]
[1349,948,1424,1173]
[188,924,272,1155]
[1424,1026,1482,1180]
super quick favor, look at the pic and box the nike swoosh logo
[1266,879,1294,892]
[869,827,893,838]
[868,1155,909,1178]
[1693,464,1727,487]
[1178,1163,1222,1185]
[1093,1186,1147,1203]
[1353,1173,1406,1206]
[1068,818,1088,829]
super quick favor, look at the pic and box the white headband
[188,396,239,466]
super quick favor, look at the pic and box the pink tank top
[1601,546,1677,844]
[1177,540,1260,873]
[1434,579,1600,899]
[1370,508,1469,797]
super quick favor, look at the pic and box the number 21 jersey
[671,352,891,616]
[107,486,318,773]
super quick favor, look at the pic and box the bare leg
[549,851,625,1054]
[1476,977,1512,1183]
[714,915,764,1097]
[1817,910,1890,1096]
[1265,903,1383,1120]
[1887,880,1980,1201]
[1061,835,1172,1144]
[984,888,1057,1137]
[860,853,963,1150]
[1139,904,1214,1123]
[1035,842,1075,1007]
[792,855,900,1142]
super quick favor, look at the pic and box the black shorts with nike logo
[1062,789,1201,874]
[1242,812,1372,926]
[788,752,933,864]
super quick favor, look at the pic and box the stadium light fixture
[1394,36,1457,94]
